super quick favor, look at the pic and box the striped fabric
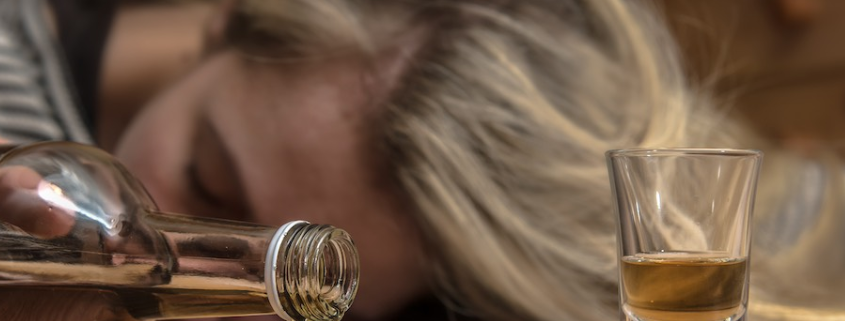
[0,0,91,144]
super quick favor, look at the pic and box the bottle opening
[265,222,359,321]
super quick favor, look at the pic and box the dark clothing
[48,0,116,135]
[0,0,92,143]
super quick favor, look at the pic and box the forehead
[199,50,385,222]
[205,50,379,150]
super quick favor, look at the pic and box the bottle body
[0,142,358,320]
[0,213,279,319]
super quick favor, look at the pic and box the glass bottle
[0,142,359,320]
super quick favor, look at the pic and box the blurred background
[658,0,845,154]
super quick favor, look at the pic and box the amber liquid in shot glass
[621,252,747,321]
[607,149,762,321]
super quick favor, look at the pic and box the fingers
[0,145,135,321]
[0,287,137,321]
[0,166,76,238]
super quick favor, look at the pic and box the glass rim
[606,148,763,158]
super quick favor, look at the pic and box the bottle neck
[144,212,359,321]
[266,222,359,321]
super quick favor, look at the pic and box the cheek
[335,205,428,317]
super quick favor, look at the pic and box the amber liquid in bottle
[1,281,272,320]
[0,234,273,319]
[621,252,747,321]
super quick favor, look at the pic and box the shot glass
[607,149,763,321]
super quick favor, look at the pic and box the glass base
[623,304,746,321]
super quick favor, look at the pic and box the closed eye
[186,160,225,207]
[184,114,251,221]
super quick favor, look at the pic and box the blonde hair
[230,1,766,320]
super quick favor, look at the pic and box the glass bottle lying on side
[0,142,359,321]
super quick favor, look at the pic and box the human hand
[0,164,76,238]
[0,143,138,321]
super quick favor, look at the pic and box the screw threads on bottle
[265,221,359,321]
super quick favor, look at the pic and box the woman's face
[113,49,427,320]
